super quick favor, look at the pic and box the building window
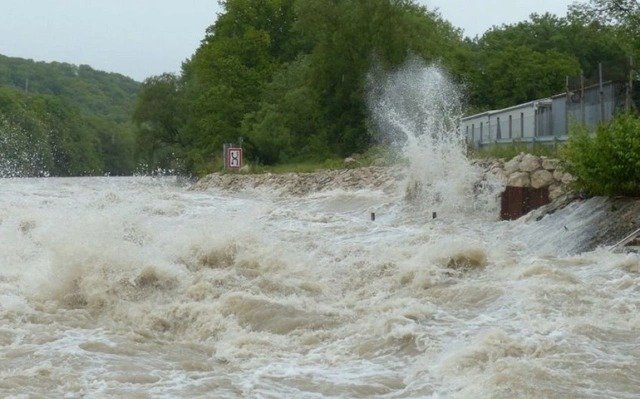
[520,113,524,137]
[496,117,501,139]
[480,122,484,142]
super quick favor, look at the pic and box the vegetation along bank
[0,0,638,181]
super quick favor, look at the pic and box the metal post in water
[371,212,376,222]
[432,212,437,219]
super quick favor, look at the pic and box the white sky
[0,0,577,82]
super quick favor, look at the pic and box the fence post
[628,56,635,112]
[581,73,586,125]
[565,76,570,135]
[599,62,605,122]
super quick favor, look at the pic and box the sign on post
[225,147,243,169]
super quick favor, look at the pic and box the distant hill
[0,54,140,176]
[0,54,139,123]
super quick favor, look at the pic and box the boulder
[508,171,531,187]
[542,158,560,171]
[344,157,357,165]
[504,157,520,175]
[553,168,565,181]
[549,184,566,201]
[518,154,541,172]
[530,169,555,189]
[561,172,575,185]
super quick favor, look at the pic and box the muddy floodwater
[2,60,639,398]
[1,176,639,398]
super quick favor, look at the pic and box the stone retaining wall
[474,153,574,201]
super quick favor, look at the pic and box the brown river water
[1,59,639,398]
[0,176,638,398]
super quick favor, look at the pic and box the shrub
[562,113,640,196]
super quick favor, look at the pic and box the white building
[461,99,552,147]
[461,81,621,147]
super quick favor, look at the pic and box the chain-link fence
[463,61,637,148]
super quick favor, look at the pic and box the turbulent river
[0,176,639,398]
[2,60,640,398]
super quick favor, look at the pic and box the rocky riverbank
[192,157,640,253]
[194,153,575,200]
[192,165,406,196]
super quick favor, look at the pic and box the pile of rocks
[476,153,574,200]
[192,166,405,196]
[194,153,575,201]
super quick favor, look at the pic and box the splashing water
[368,58,502,217]
[1,61,639,399]
[0,116,49,178]
[1,176,638,398]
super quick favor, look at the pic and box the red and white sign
[226,147,243,169]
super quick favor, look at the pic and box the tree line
[1,0,637,177]
[0,55,139,176]
[133,0,638,175]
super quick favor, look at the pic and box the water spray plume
[368,57,502,218]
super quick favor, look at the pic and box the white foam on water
[0,176,638,398]
[368,58,503,219]
[1,61,638,398]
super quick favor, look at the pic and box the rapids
[2,59,639,398]
[0,176,639,398]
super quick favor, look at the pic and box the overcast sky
[0,0,576,82]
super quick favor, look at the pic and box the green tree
[293,0,462,156]
[133,73,184,170]
[563,113,640,195]
[470,46,580,109]
[241,55,324,164]
[179,0,301,172]
[0,88,52,176]
[145,0,466,172]
[465,11,632,110]
[28,95,103,175]
[0,54,140,175]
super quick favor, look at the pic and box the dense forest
[133,0,639,175]
[1,0,638,177]
[0,55,139,176]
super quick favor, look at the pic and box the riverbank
[193,153,575,200]
[192,165,406,196]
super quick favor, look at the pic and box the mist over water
[368,58,502,218]
[0,61,639,398]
